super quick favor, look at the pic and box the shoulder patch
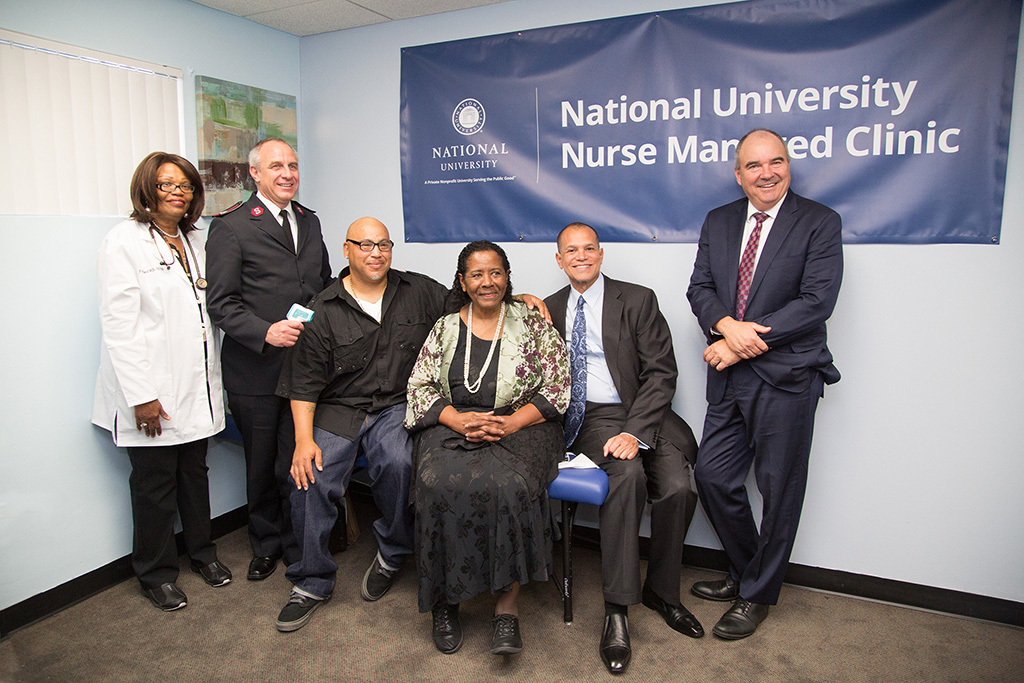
[214,201,244,217]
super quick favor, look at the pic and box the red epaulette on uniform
[214,201,244,217]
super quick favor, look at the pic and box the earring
[144,206,151,212]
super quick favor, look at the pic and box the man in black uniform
[206,139,331,581]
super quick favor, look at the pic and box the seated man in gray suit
[545,223,702,675]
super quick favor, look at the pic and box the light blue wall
[0,0,301,610]
[299,0,1024,604]
[2,0,1022,613]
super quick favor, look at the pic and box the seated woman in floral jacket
[405,240,569,658]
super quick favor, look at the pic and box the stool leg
[562,500,579,624]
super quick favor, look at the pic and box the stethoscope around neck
[148,223,207,289]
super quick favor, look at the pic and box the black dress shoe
[641,582,704,638]
[712,598,770,640]
[191,560,232,587]
[491,614,523,655]
[142,582,187,611]
[248,555,279,581]
[599,613,631,674]
[691,575,739,602]
[431,604,463,654]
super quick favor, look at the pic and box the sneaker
[360,553,395,602]
[142,582,187,611]
[276,591,329,633]
[190,560,232,587]
[491,614,523,655]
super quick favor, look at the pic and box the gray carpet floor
[2,509,1021,682]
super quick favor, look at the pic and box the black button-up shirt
[276,267,447,439]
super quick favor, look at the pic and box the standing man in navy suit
[206,139,332,581]
[546,223,702,675]
[686,129,843,639]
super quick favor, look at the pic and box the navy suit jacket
[206,193,332,396]
[546,276,694,463]
[687,191,843,404]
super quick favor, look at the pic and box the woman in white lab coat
[93,152,230,611]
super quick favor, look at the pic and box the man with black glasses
[273,217,550,633]
[272,217,436,632]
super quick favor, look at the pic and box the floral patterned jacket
[405,301,570,429]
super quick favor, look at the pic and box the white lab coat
[93,219,225,447]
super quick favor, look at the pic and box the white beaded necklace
[464,301,505,394]
[151,221,180,239]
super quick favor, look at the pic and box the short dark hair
[446,240,515,313]
[129,152,205,233]
[734,128,789,170]
[556,222,601,251]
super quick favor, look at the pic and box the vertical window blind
[0,29,183,216]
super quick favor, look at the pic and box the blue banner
[400,0,1021,244]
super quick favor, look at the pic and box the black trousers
[127,439,217,589]
[570,403,698,606]
[694,363,824,605]
[227,392,300,564]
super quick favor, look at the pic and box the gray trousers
[570,402,697,606]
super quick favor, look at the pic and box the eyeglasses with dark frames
[156,182,196,194]
[347,238,394,252]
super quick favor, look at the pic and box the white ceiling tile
[189,0,511,36]
[248,1,387,35]
[358,0,510,21]
[195,0,309,17]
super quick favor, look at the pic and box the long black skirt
[414,420,561,613]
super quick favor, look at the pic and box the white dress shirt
[565,274,650,449]
[565,274,621,405]
[256,191,298,250]
[740,192,787,273]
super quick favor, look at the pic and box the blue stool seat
[549,468,608,505]
[548,466,609,624]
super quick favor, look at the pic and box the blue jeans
[285,403,414,599]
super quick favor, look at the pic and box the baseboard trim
[0,506,248,638]
[570,525,1023,627]
[4,504,1021,637]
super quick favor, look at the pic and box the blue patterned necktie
[564,295,587,448]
